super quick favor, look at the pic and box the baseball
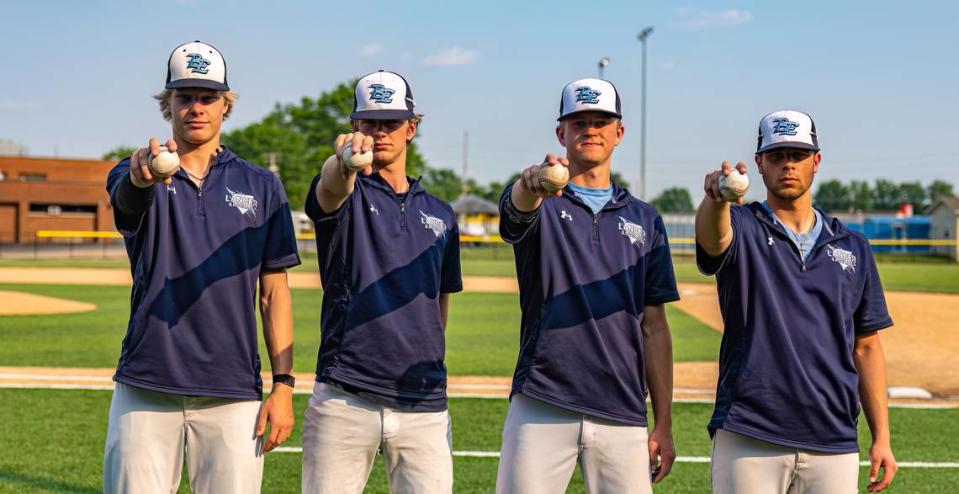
[538,163,569,193]
[340,145,374,172]
[148,146,180,178]
[718,171,750,201]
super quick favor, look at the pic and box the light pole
[638,26,653,200]
[598,57,610,79]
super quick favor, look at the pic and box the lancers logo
[225,188,258,217]
[771,118,800,136]
[826,244,857,273]
[575,87,602,105]
[368,84,395,104]
[420,211,447,238]
[185,53,211,74]
[618,216,646,246]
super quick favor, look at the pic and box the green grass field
[0,284,719,373]
[1,389,956,493]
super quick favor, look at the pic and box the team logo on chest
[420,211,447,238]
[560,210,573,222]
[225,188,258,217]
[826,244,856,273]
[185,53,211,74]
[618,216,646,246]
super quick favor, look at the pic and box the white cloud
[674,7,753,30]
[0,100,37,110]
[359,44,382,57]
[422,47,478,66]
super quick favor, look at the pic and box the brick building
[0,156,116,244]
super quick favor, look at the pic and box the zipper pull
[801,262,807,272]
[593,214,598,225]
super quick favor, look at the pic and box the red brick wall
[0,156,116,244]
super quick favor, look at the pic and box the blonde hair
[153,89,238,121]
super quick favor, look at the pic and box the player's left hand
[866,440,897,492]
[256,384,295,453]
[648,426,676,483]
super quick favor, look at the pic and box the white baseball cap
[165,40,229,91]
[350,70,416,120]
[756,110,820,154]
[558,78,622,121]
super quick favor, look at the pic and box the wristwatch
[272,373,296,388]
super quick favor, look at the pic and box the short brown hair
[153,89,238,121]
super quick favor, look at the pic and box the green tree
[102,146,136,162]
[813,179,851,213]
[421,167,463,202]
[927,180,955,206]
[650,187,694,213]
[872,179,902,211]
[849,180,873,212]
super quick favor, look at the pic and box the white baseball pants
[301,382,453,494]
[102,382,264,494]
[496,394,653,494]
[711,428,859,494]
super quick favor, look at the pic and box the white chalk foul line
[270,448,959,468]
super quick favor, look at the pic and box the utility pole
[638,26,654,200]
[598,57,610,79]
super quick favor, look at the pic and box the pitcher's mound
[0,290,97,315]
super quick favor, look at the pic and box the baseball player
[696,110,897,493]
[301,70,463,493]
[495,78,680,494]
[102,41,300,493]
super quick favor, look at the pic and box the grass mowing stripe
[0,283,721,374]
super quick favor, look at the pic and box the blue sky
[2,0,957,201]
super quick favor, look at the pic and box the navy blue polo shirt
[106,148,301,400]
[697,202,893,453]
[499,182,680,426]
[305,172,462,411]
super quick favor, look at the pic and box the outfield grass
[1,389,956,493]
[0,284,720,374]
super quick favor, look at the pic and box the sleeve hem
[263,253,302,271]
[645,294,681,306]
[856,318,893,333]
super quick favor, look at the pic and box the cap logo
[771,118,800,136]
[368,84,395,104]
[185,53,211,74]
[575,87,602,104]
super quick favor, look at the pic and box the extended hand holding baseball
[340,144,374,172]
[148,145,180,178]
[718,170,749,201]
[705,161,749,204]
[130,138,177,187]
[538,162,569,193]
[334,132,375,174]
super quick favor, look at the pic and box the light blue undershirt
[761,201,824,262]
[567,182,613,214]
